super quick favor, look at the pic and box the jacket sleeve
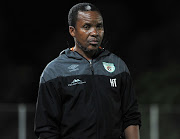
[121,72,141,131]
[34,76,62,139]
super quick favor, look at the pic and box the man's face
[70,11,104,51]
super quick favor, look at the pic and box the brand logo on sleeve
[103,62,115,73]
[68,64,79,72]
[68,79,86,86]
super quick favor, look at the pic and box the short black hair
[68,3,102,27]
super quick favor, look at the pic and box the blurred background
[1,0,180,139]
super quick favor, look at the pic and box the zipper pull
[89,60,94,74]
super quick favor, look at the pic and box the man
[34,3,141,139]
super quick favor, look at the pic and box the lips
[88,39,99,45]
[89,41,99,45]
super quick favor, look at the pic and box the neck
[73,45,97,61]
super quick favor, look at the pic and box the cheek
[83,30,91,36]
[76,31,89,44]
[99,30,104,38]
[78,29,89,36]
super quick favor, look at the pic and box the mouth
[88,39,100,45]
[89,41,99,45]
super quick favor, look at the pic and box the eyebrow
[83,21,103,25]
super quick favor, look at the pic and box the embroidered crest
[102,62,115,73]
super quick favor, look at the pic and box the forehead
[77,11,103,24]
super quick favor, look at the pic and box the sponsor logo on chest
[68,79,86,86]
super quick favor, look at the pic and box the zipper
[73,51,94,75]
[89,59,99,139]
[89,60,94,75]
[73,51,98,138]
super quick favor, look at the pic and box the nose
[90,27,98,36]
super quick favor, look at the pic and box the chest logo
[68,79,86,87]
[68,64,79,72]
[103,62,115,73]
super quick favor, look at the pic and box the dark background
[1,0,180,139]
[1,0,180,104]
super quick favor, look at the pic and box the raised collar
[60,47,111,60]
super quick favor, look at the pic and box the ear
[69,26,75,37]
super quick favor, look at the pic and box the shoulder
[40,58,60,83]
[40,49,69,83]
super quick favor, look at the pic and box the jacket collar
[60,47,111,60]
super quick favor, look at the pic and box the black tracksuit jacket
[34,48,141,139]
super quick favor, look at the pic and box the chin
[82,45,98,53]
[88,45,99,50]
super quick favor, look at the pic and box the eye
[97,23,103,29]
[83,24,90,30]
